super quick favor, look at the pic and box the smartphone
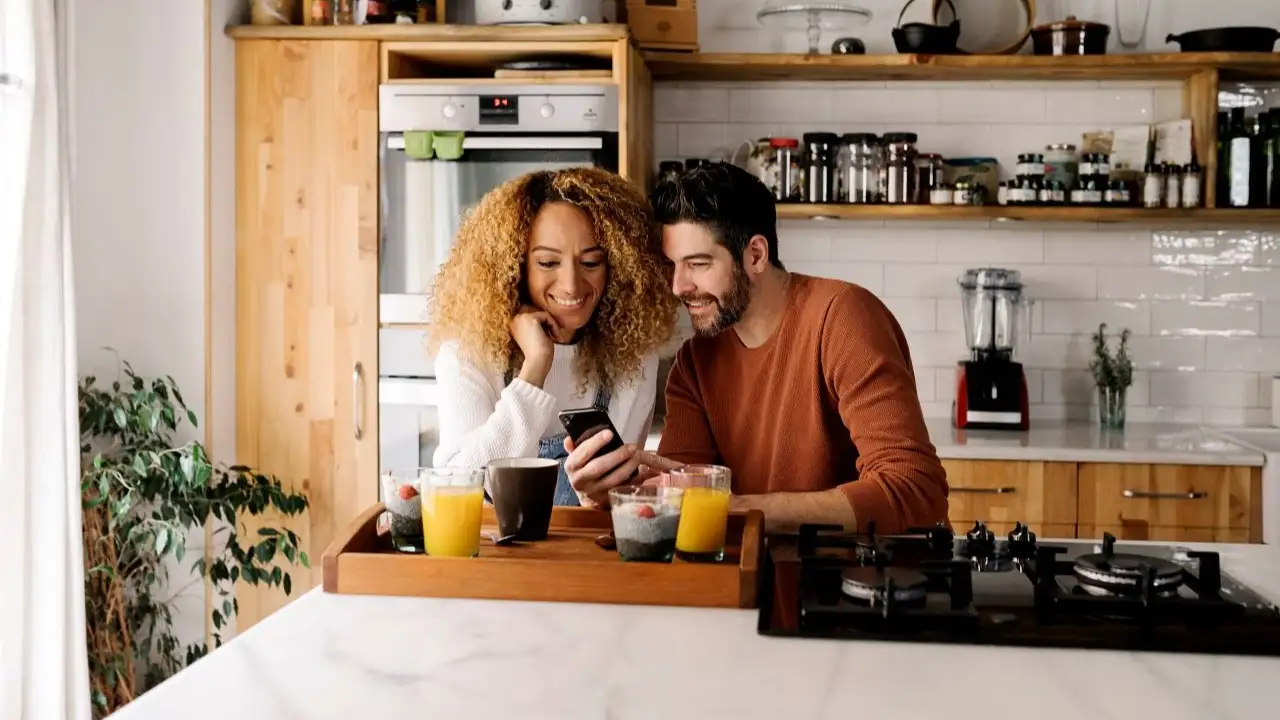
[558,407,626,457]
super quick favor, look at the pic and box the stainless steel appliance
[474,0,606,25]
[952,267,1033,430]
[378,82,619,477]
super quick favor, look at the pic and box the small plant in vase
[1089,323,1134,429]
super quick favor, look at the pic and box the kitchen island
[110,541,1280,720]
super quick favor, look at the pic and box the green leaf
[174,541,185,563]
[113,407,127,428]
[257,527,279,537]
[299,551,310,568]
[155,528,169,554]
[222,599,232,618]
[284,574,292,595]
[180,454,195,482]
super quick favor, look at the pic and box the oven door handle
[385,135,604,151]
[1121,489,1209,500]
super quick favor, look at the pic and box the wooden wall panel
[234,39,380,630]
[617,40,653,193]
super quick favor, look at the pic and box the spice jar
[1142,163,1164,208]
[882,133,918,205]
[930,182,954,205]
[803,132,840,203]
[914,153,946,205]
[1045,143,1078,190]
[1105,179,1131,205]
[1163,162,1182,209]
[1040,179,1067,205]
[838,133,883,204]
[769,138,801,203]
[1010,175,1040,206]
[1181,161,1202,208]
[1016,153,1045,177]
[997,181,1010,206]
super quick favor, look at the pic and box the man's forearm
[731,489,858,533]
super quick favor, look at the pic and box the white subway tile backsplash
[654,87,731,123]
[654,74,1280,423]
[1206,266,1280,302]
[936,230,1045,264]
[1149,372,1261,408]
[1151,301,1260,337]
[1097,265,1204,300]
[1042,300,1151,336]
[1207,338,1280,373]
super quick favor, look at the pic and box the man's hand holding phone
[563,432,683,508]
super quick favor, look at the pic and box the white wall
[68,0,238,657]
[657,0,1280,425]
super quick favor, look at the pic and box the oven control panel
[379,84,618,133]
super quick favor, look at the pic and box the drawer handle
[951,486,1017,494]
[1121,489,1208,500]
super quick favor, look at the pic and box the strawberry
[397,484,419,501]
[636,504,656,519]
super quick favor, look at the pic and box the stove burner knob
[1008,522,1037,555]
[965,521,995,556]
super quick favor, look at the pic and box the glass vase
[1098,385,1127,430]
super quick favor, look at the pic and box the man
[564,163,948,534]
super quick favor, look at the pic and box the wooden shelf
[775,204,1280,224]
[643,52,1280,82]
[226,22,629,42]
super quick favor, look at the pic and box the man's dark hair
[651,162,785,270]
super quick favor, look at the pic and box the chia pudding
[381,474,424,553]
[609,488,682,562]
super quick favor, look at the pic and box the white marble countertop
[646,418,1266,466]
[111,541,1280,720]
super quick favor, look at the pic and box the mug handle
[729,140,754,168]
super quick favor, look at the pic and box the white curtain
[0,0,92,717]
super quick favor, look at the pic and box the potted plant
[1088,323,1134,430]
[80,358,310,718]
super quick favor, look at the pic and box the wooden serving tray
[321,503,764,609]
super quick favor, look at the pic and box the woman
[428,167,678,507]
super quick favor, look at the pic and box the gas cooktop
[758,521,1280,657]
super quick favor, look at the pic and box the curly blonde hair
[428,167,678,390]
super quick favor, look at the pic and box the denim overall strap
[504,366,613,506]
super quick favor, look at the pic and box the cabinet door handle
[353,362,364,440]
[951,486,1017,494]
[1122,489,1208,500]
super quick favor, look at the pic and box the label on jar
[1012,188,1037,204]
[1070,188,1086,204]
[1181,176,1202,208]
[1016,162,1043,177]
[954,188,973,205]
[1105,189,1129,204]
[930,189,954,205]
[1230,137,1252,207]
[1079,161,1097,175]
[1085,189,1104,204]
[1038,188,1053,204]
[1143,177,1163,207]
[1097,161,1111,176]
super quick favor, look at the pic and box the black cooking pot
[893,0,961,55]
[1167,26,1280,53]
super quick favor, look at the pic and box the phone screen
[558,408,625,457]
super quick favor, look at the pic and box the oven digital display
[478,95,519,125]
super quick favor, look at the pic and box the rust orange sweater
[658,274,949,534]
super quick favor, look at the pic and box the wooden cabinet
[231,28,650,630]
[941,459,1263,543]
[234,39,382,629]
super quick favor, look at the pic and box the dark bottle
[1216,111,1229,205]
[1269,112,1280,208]
[1250,111,1270,207]
[1226,107,1252,208]
[365,0,392,23]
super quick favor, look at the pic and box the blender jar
[959,268,1032,354]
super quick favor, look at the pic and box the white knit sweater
[432,341,659,468]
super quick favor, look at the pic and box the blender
[953,268,1033,431]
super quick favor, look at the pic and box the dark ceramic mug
[486,458,560,541]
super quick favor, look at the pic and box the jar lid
[1144,162,1162,172]
[1046,143,1077,152]
[802,132,840,145]
[1032,15,1111,33]
[956,181,974,189]
[840,132,880,145]
[917,153,944,161]
[769,137,800,148]
[881,132,919,144]
[1183,161,1201,172]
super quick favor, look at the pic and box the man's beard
[681,262,751,338]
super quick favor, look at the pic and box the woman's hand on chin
[509,305,557,386]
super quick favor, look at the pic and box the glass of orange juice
[669,464,732,563]
[420,467,486,558]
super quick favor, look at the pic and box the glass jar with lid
[837,133,883,204]
[881,132,918,205]
[803,132,841,203]
[914,153,946,204]
[1044,143,1078,191]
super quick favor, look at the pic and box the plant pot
[1098,385,1127,430]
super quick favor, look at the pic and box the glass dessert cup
[381,469,426,554]
[669,464,733,563]
[420,467,486,558]
[608,486,684,562]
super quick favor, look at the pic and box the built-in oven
[377,82,620,478]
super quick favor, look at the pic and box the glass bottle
[803,132,840,203]
[1181,161,1202,208]
[1142,163,1163,208]
[1270,112,1280,208]
[1163,162,1181,209]
[416,0,437,23]
[1251,111,1270,207]
[838,134,883,204]
[1106,179,1130,206]
[1226,107,1252,208]
[365,0,393,23]
[1216,111,1229,205]
[882,133,918,205]
[310,0,332,23]
[332,0,354,24]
